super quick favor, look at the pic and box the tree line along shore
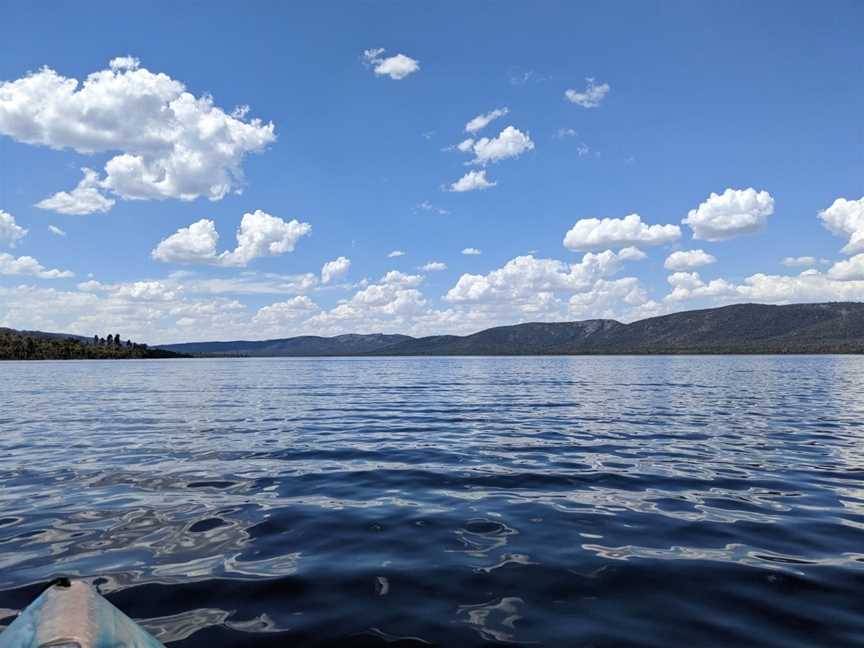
[0,329,186,360]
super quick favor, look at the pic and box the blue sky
[0,1,862,343]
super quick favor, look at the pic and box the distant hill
[158,333,412,357]
[373,320,622,355]
[553,302,864,354]
[1,328,92,343]
[157,302,864,356]
[0,328,188,360]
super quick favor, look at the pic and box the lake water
[1,356,863,646]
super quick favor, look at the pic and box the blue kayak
[0,579,164,648]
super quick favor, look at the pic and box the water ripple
[1,356,863,646]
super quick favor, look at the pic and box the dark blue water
[1,356,864,646]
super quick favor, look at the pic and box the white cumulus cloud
[827,254,864,281]
[0,210,27,247]
[152,219,220,265]
[564,214,681,252]
[80,279,180,301]
[456,138,475,152]
[664,249,717,271]
[569,278,647,318]
[321,256,351,284]
[665,271,736,302]
[381,270,423,287]
[443,249,649,323]
[468,126,534,165]
[0,58,275,214]
[110,56,140,71]
[0,253,73,279]
[253,295,320,325]
[152,210,311,267]
[362,48,419,80]
[737,270,864,302]
[35,168,115,215]
[658,268,864,305]
[445,249,644,305]
[0,282,249,344]
[818,196,864,255]
[226,210,310,266]
[166,271,318,297]
[450,169,496,192]
[564,78,610,108]
[301,271,428,334]
[682,188,774,241]
[465,107,509,133]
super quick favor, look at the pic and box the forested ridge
[157,302,864,356]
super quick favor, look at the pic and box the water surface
[1,356,863,646]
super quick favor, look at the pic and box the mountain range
[156,302,864,356]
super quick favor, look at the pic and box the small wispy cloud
[465,107,509,133]
[781,256,827,267]
[508,68,551,85]
[565,77,610,108]
[417,201,449,215]
[420,261,447,272]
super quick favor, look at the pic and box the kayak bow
[0,579,164,648]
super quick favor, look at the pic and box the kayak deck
[0,579,164,648]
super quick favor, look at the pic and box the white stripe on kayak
[34,581,97,648]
